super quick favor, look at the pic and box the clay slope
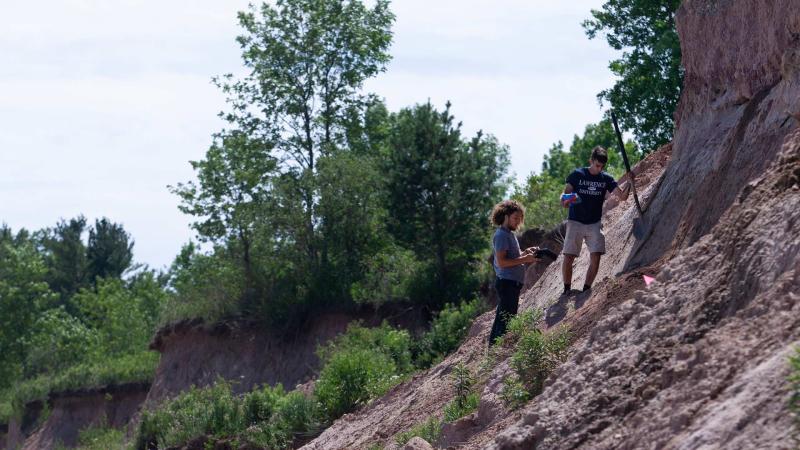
[299,144,671,450]
[489,0,800,447]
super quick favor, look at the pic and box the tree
[385,101,509,305]
[87,218,134,282]
[218,0,394,273]
[0,237,56,387]
[583,0,683,152]
[543,118,637,181]
[38,216,89,306]
[171,130,279,290]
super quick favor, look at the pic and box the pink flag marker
[643,275,656,287]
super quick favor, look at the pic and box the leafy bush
[499,310,570,408]
[160,245,246,326]
[350,245,422,306]
[315,348,399,421]
[443,363,479,422]
[135,379,317,450]
[416,299,484,367]
[64,423,125,450]
[319,322,414,374]
[22,307,100,377]
[395,416,442,446]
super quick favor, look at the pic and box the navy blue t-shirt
[566,168,618,224]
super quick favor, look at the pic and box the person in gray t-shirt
[488,200,540,346]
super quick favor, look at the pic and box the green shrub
[314,348,398,421]
[500,309,570,409]
[134,380,317,450]
[69,423,125,450]
[319,322,414,375]
[22,307,100,377]
[350,246,422,306]
[395,416,442,446]
[443,363,479,422]
[160,247,246,326]
[416,299,484,367]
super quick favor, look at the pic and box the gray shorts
[562,220,605,256]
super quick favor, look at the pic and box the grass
[395,416,442,446]
[1,351,158,423]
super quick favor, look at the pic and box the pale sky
[0,1,618,270]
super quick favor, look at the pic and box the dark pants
[488,278,522,346]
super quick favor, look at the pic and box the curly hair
[490,200,525,226]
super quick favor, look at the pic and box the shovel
[610,111,645,239]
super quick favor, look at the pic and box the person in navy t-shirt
[560,146,634,295]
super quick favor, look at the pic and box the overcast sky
[0,1,618,270]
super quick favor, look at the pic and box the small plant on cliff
[789,347,800,441]
[499,309,571,409]
[443,363,479,422]
[395,416,442,446]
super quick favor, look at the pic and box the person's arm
[613,173,635,200]
[495,249,538,268]
[561,183,575,208]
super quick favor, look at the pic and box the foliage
[134,380,318,450]
[443,363,479,422]
[395,416,442,446]
[583,0,683,151]
[350,245,422,306]
[415,299,484,368]
[499,310,571,409]
[69,423,126,450]
[4,351,158,424]
[319,322,414,374]
[315,322,413,420]
[160,243,247,326]
[86,218,134,283]
[314,348,398,421]
[385,102,509,306]
[21,307,100,377]
[0,235,56,388]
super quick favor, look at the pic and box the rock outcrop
[9,382,149,450]
[490,0,800,448]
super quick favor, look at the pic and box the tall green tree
[38,216,89,307]
[87,218,134,282]
[0,236,56,387]
[385,101,509,305]
[583,0,683,151]
[219,0,394,273]
[171,130,279,292]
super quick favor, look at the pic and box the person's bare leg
[562,254,575,294]
[584,252,602,289]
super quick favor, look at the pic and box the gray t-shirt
[492,227,525,283]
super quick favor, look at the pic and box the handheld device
[561,193,581,204]
[534,248,558,260]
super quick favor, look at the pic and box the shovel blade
[632,216,646,239]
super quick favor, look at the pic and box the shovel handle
[610,111,644,215]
